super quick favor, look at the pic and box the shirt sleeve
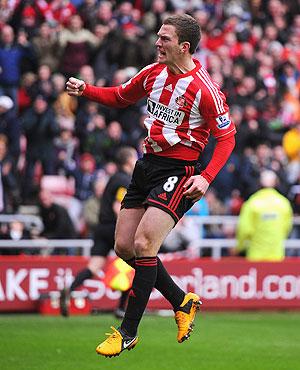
[199,81,236,139]
[83,63,155,108]
[200,135,235,183]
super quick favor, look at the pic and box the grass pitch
[1,312,300,370]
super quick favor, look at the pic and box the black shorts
[122,154,201,223]
[91,223,115,257]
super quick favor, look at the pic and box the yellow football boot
[175,292,202,343]
[96,326,138,357]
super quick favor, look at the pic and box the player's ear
[180,41,190,54]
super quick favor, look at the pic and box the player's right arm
[66,77,130,108]
[66,64,157,108]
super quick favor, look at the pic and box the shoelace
[104,326,121,343]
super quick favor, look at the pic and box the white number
[163,176,178,192]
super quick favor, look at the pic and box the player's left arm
[183,84,236,202]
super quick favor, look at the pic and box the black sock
[118,289,130,310]
[121,257,157,337]
[70,268,93,292]
[125,257,185,311]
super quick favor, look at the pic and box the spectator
[32,22,60,71]
[0,96,20,162]
[0,24,36,109]
[89,0,116,31]
[51,0,77,26]
[38,188,77,253]
[54,128,78,174]
[78,0,101,30]
[21,95,60,201]
[101,120,128,163]
[29,64,56,102]
[234,170,293,261]
[106,22,155,70]
[204,189,227,240]
[74,100,99,152]
[211,149,240,203]
[142,0,173,36]
[0,220,32,255]
[82,173,108,236]
[239,143,273,199]
[52,73,77,131]
[0,134,20,212]
[82,113,107,167]
[66,152,97,202]
[17,72,37,114]
[57,14,100,77]
[8,2,41,39]
[282,123,300,184]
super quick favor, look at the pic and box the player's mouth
[157,49,166,60]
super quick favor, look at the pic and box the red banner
[0,255,300,312]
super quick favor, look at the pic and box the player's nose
[155,38,162,47]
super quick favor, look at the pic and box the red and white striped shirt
[83,59,236,161]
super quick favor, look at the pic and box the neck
[168,57,196,75]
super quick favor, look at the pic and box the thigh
[134,206,175,256]
[115,207,145,258]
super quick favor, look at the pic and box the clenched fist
[66,77,86,96]
[182,174,209,202]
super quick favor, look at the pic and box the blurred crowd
[0,0,299,253]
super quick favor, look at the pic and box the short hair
[163,14,201,54]
[115,146,137,167]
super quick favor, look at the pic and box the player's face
[155,24,182,66]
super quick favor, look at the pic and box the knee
[114,237,133,260]
[134,235,153,257]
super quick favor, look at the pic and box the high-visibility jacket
[237,188,293,261]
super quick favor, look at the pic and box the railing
[186,215,300,259]
[0,215,298,259]
[191,238,300,260]
[190,215,300,226]
[0,239,93,257]
[0,214,43,232]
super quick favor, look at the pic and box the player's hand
[183,174,209,202]
[66,77,86,96]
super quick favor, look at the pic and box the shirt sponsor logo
[147,99,185,126]
[216,113,231,129]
